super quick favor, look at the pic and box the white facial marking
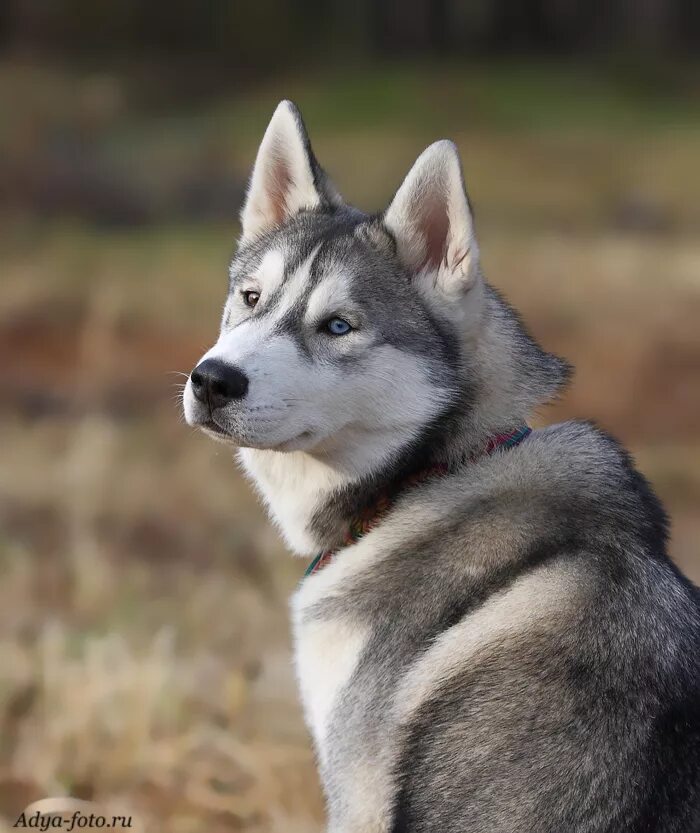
[224,248,284,326]
[305,267,352,326]
[270,245,320,320]
[249,248,285,294]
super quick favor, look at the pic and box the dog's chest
[291,588,369,759]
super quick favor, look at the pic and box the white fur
[237,342,451,554]
[269,247,320,319]
[304,267,353,326]
[184,240,455,553]
[186,251,452,554]
[239,447,351,553]
[292,611,369,764]
[229,248,285,302]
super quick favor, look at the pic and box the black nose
[190,359,249,410]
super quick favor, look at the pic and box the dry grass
[0,410,322,832]
[1,61,699,831]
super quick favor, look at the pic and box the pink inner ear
[420,192,450,271]
[265,144,293,226]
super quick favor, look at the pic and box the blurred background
[0,2,698,831]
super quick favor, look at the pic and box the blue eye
[326,318,352,336]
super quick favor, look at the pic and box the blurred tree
[0,0,697,71]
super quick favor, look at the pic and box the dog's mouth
[197,418,316,452]
[199,420,235,443]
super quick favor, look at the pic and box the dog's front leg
[326,817,390,833]
[324,775,393,833]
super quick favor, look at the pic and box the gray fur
[185,102,700,832]
[311,423,700,832]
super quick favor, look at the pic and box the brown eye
[243,290,260,308]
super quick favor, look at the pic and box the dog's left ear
[240,100,341,243]
[384,141,480,297]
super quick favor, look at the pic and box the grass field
[1,61,699,832]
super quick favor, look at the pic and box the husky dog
[183,101,700,832]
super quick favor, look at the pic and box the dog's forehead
[220,216,456,364]
[229,223,380,303]
[224,213,440,350]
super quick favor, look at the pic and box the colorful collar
[304,425,532,578]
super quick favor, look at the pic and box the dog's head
[183,100,485,462]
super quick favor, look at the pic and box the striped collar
[304,425,532,578]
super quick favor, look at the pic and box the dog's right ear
[240,100,341,243]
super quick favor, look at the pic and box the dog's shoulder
[455,418,670,557]
[389,422,700,833]
[527,419,669,551]
[401,417,684,611]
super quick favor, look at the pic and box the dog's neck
[239,412,519,556]
[238,427,419,555]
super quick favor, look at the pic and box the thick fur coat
[184,101,700,832]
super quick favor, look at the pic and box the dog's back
[292,420,700,833]
[384,423,700,833]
